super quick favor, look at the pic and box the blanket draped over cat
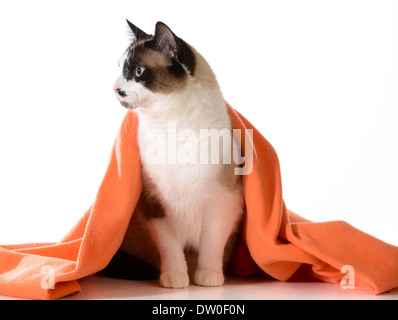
[0,104,397,299]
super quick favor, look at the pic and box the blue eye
[135,66,145,77]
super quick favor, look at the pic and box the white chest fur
[136,89,236,248]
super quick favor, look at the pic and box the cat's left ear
[154,22,179,58]
[126,19,149,41]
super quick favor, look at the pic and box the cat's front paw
[194,269,224,287]
[159,270,189,289]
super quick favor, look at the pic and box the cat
[110,21,244,289]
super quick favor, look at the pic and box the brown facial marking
[141,50,187,93]
[123,38,194,94]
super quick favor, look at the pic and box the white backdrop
[0,0,397,245]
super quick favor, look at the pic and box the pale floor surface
[1,226,397,300]
[62,276,398,300]
[2,275,397,300]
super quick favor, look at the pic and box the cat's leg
[194,188,243,287]
[149,218,189,289]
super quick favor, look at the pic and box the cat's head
[114,21,196,110]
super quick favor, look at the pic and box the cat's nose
[114,88,127,98]
[118,90,127,98]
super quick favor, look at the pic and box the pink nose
[114,88,119,94]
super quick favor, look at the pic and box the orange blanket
[1,104,398,299]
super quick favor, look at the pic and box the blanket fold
[1,103,397,299]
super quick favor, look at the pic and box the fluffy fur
[114,21,244,288]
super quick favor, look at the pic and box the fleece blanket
[1,103,398,300]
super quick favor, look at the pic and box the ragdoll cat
[111,21,244,288]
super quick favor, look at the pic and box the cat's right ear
[126,20,149,41]
[153,22,179,59]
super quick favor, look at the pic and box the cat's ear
[154,22,179,58]
[126,19,149,41]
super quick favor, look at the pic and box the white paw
[194,269,224,287]
[159,270,189,289]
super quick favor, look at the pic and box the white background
[0,0,397,245]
